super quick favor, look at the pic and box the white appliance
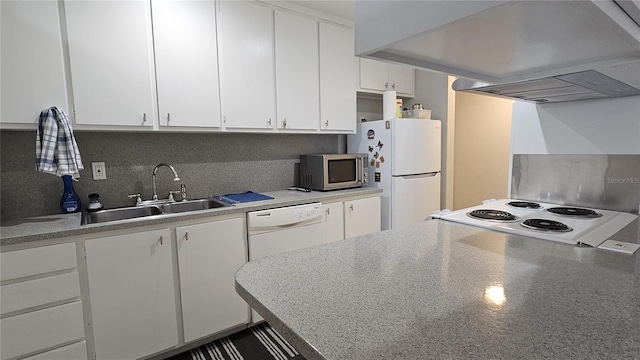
[247,202,323,323]
[348,118,441,230]
[432,199,637,247]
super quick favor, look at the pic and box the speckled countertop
[236,220,640,360]
[0,188,381,246]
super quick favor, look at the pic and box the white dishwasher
[247,202,323,323]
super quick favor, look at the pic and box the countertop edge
[1,188,382,246]
[234,277,326,360]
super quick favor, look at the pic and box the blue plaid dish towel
[36,106,84,179]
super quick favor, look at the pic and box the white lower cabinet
[176,217,249,342]
[322,196,381,242]
[0,243,85,360]
[22,341,87,360]
[322,202,345,243]
[345,196,382,239]
[85,228,178,360]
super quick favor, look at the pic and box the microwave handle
[357,156,363,182]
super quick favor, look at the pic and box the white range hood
[355,0,640,103]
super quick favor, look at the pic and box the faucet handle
[128,193,142,206]
[168,190,181,202]
[180,184,187,201]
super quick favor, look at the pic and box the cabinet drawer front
[0,301,85,360]
[1,243,77,281]
[1,272,81,315]
[22,341,87,360]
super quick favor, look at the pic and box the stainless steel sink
[160,198,228,213]
[82,205,163,225]
[81,198,230,225]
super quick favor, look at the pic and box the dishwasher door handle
[249,216,322,234]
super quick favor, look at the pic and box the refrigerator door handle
[395,172,440,179]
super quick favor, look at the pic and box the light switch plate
[92,162,107,180]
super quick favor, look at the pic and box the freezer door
[392,119,441,175]
[391,173,441,229]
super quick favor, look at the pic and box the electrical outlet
[92,162,107,180]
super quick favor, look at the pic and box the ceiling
[287,0,355,20]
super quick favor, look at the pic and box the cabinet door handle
[167,113,171,125]
[384,82,388,89]
[184,232,189,241]
[283,118,287,128]
[325,120,329,128]
[267,118,272,127]
[143,113,147,124]
[392,83,396,90]
[326,208,330,215]
[349,204,354,211]
[159,236,163,245]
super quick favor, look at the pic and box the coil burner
[546,207,602,218]
[507,201,542,209]
[520,219,573,232]
[467,209,520,222]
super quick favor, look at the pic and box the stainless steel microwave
[299,154,368,191]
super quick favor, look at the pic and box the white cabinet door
[0,1,69,127]
[176,217,249,342]
[344,196,381,239]
[85,228,177,360]
[392,173,441,229]
[65,0,156,127]
[322,202,344,243]
[358,58,415,97]
[218,1,275,130]
[389,63,414,96]
[274,10,319,131]
[153,0,221,128]
[319,22,356,132]
[359,58,389,92]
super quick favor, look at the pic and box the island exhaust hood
[355,0,640,103]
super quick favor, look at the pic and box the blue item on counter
[60,175,81,213]
[214,191,274,204]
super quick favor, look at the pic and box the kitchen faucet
[152,163,181,200]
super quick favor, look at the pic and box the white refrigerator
[348,118,441,230]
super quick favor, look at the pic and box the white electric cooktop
[433,199,637,247]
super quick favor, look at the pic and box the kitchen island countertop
[235,219,640,360]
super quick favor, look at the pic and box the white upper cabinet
[65,0,157,128]
[274,10,320,131]
[218,1,275,131]
[359,58,415,97]
[152,0,221,129]
[0,1,69,127]
[319,23,357,132]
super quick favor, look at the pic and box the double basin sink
[82,198,230,225]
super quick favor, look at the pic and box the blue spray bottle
[60,175,81,213]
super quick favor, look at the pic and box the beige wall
[453,92,513,210]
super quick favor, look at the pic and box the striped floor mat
[168,323,306,360]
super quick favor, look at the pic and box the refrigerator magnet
[377,141,383,149]
[368,146,373,152]
[375,172,381,182]
[374,152,379,158]
[370,159,376,166]
[367,129,375,139]
[376,161,380,168]
[380,156,385,163]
